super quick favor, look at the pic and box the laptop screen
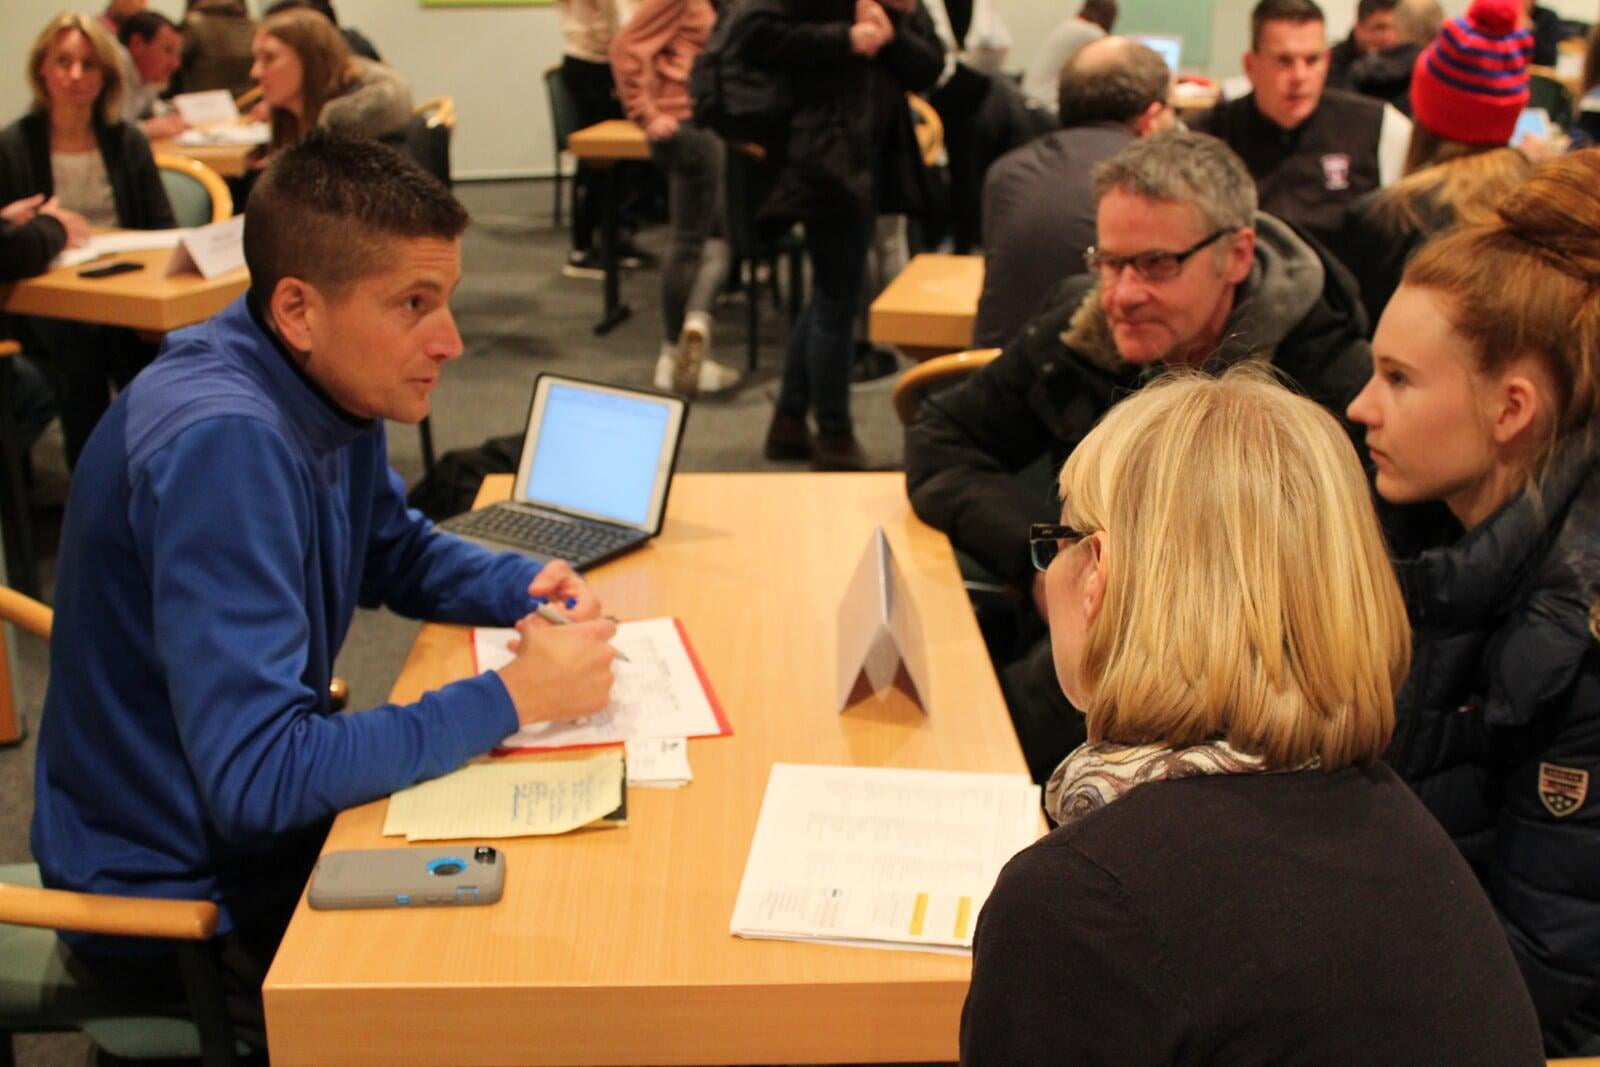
[519,379,684,529]
[1133,34,1182,72]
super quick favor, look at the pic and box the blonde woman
[0,14,173,465]
[1348,148,1600,1054]
[250,6,411,154]
[962,369,1543,1064]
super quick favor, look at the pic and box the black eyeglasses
[1083,228,1235,283]
[1029,522,1089,572]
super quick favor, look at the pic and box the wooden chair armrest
[235,85,262,110]
[0,881,218,941]
[0,340,20,359]
[892,348,1002,425]
[0,586,51,640]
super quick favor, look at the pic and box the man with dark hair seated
[31,133,618,1051]
[905,130,1373,785]
[1328,0,1399,86]
[117,10,186,140]
[975,36,1173,348]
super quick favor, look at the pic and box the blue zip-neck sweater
[32,295,541,951]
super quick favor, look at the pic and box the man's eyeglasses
[1083,228,1235,283]
[1029,522,1089,572]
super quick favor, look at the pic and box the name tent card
[835,526,931,712]
[165,215,245,279]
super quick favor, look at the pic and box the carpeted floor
[0,177,912,1065]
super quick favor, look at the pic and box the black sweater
[962,765,1545,1065]
[0,111,175,232]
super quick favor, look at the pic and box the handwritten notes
[384,751,624,841]
[474,618,729,750]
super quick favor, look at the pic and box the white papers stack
[473,618,727,750]
[625,738,692,788]
[730,764,1042,954]
[51,229,190,268]
[175,122,269,147]
[383,751,624,841]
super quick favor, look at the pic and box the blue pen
[533,601,630,663]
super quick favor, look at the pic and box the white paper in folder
[729,764,1042,954]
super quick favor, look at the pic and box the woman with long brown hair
[1330,0,1534,327]
[250,6,411,154]
[1348,148,1600,1054]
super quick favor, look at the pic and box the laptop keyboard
[442,506,640,562]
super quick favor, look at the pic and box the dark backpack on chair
[689,0,793,144]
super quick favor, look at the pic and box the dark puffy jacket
[1327,187,1454,333]
[743,0,944,220]
[904,212,1373,586]
[1386,438,1600,1051]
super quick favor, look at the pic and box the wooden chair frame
[892,348,1001,425]
[154,154,234,224]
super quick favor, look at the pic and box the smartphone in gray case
[307,845,506,910]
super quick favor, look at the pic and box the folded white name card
[165,215,245,279]
[835,526,932,712]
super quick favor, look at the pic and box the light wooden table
[0,247,247,333]
[869,252,984,361]
[566,119,652,335]
[150,138,255,179]
[263,471,1033,1066]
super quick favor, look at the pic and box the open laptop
[438,373,688,569]
[1132,33,1183,73]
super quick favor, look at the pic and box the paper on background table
[625,737,691,787]
[474,618,729,750]
[175,121,269,146]
[171,89,239,127]
[383,751,623,841]
[730,764,1042,953]
[50,229,191,268]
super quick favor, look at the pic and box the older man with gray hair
[905,130,1374,784]
[975,36,1173,347]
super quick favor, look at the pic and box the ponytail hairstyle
[1402,148,1600,478]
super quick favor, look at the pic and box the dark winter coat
[1327,185,1455,332]
[904,212,1372,586]
[1386,437,1600,1050]
[743,0,944,221]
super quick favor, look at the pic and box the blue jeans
[777,215,875,436]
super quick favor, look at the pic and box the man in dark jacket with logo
[1193,0,1411,250]
[904,130,1374,783]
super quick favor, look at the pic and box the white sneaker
[673,317,709,396]
[654,343,676,391]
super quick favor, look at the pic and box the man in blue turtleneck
[30,133,618,1050]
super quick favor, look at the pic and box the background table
[150,139,255,179]
[0,247,248,333]
[263,471,1034,1066]
[566,119,651,335]
[869,252,983,361]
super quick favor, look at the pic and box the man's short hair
[245,132,469,308]
[1080,0,1118,32]
[1250,0,1325,50]
[1058,39,1170,127]
[1058,366,1408,771]
[118,10,177,47]
[1356,0,1398,21]
[1092,130,1257,233]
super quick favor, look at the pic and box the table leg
[593,162,631,336]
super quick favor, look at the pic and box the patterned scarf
[1044,739,1318,827]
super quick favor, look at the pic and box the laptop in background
[1133,33,1183,73]
[439,374,688,569]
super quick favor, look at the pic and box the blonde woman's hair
[27,14,125,126]
[1379,142,1532,233]
[1058,366,1410,770]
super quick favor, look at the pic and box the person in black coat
[1347,148,1600,1055]
[2,13,175,467]
[746,0,943,470]
[962,368,1543,1065]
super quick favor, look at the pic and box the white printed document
[383,751,624,840]
[50,228,190,268]
[473,617,730,751]
[730,764,1042,954]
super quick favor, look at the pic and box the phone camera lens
[474,846,497,864]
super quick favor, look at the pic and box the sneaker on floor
[561,249,605,280]
[653,347,676,391]
[655,343,742,396]
[615,241,659,270]
[764,411,812,461]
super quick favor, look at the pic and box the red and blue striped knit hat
[1410,0,1533,145]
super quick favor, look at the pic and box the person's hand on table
[644,113,680,142]
[498,613,617,725]
[526,558,602,621]
[37,198,90,247]
[142,112,187,140]
[0,194,45,226]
